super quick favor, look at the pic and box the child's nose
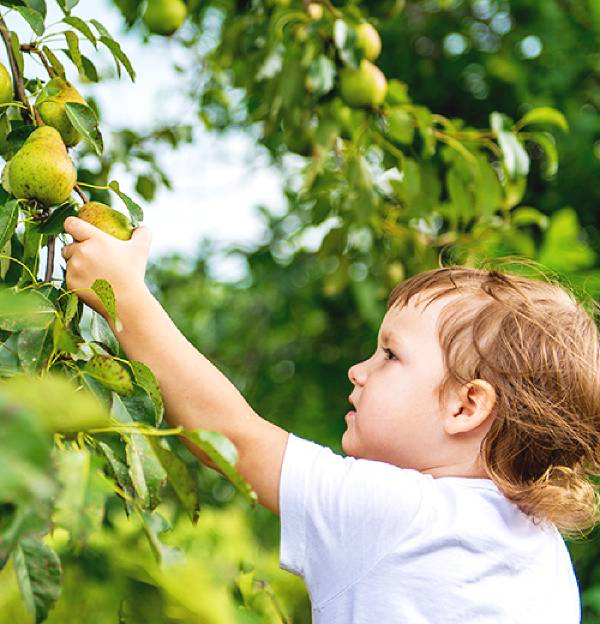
[348,360,367,386]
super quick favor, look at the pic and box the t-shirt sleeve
[279,433,426,605]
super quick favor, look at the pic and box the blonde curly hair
[388,260,600,539]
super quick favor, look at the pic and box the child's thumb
[131,226,152,251]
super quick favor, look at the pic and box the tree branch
[20,44,55,79]
[0,16,41,125]
[44,236,55,282]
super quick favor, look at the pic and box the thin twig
[21,44,55,78]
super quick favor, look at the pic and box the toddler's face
[343,293,453,469]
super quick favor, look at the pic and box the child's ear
[444,379,496,435]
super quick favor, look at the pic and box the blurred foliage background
[3,0,600,621]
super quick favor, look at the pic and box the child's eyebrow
[379,329,403,346]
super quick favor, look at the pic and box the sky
[10,0,286,280]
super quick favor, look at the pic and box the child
[62,216,600,623]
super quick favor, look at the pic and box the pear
[307,3,324,19]
[8,126,76,205]
[142,0,187,36]
[0,62,13,105]
[77,201,133,240]
[340,60,388,108]
[355,23,382,61]
[36,77,86,147]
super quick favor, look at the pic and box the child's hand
[62,216,152,318]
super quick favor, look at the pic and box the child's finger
[64,216,103,242]
[131,226,153,252]
[61,243,78,260]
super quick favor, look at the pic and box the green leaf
[80,54,99,83]
[52,318,79,354]
[90,278,120,329]
[89,18,112,39]
[14,6,44,35]
[516,106,569,132]
[53,448,112,546]
[63,293,78,325]
[42,46,66,80]
[537,207,596,272]
[1,373,112,433]
[108,180,144,224]
[13,538,61,623]
[10,32,23,80]
[522,131,558,178]
[128,361,164,425]
[0,289,55,331]
[64,30,83,74]
[90,310,119,355]
[491,112,530,178]
[24,0,47,19]
[182,430,257,505]
[56,0,80,14]
[84,354,133,396]
[98,35,136,81]
[511,206,550,229]
[112,396,167,510]
[387,108,414,145]
[306,55,336,97]
[139,510,182,565]
[0,200,18,250]
[63,16,97,47]
[64,101,103,156]
[96,439,135,515]
[17,326,52,371]
[35,202,78,235]
[149,439,200,523]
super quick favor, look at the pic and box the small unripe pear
[340,60,388,108]
[36,78,86,147]
[355,23,382,61]
[8,126,76,205]
[143,0,187,36]
[307,3,324,19]
[0,62,13,105]
[77,201,133,241]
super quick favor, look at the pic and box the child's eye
[383,347,398,361]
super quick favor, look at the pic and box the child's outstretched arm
[62,216,289,514]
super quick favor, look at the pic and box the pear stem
[74,183,89,204]
[0,16,42,126]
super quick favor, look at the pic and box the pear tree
[0,2,261,622]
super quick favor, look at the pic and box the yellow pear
[77,201,133,240]
[142,0,187,36]
[355,23,382,61]
[36,77,86,147]
[340,60,388,108]
[8,126,76,205]
[0,62,13,105]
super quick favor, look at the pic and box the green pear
[8,126,76,205]
[36,77,86,147]
[355,23,382,61]
[77,201,133,241]
[0,62,13,105]
[142,0,187,36]
[340,60,388,108]
[307,3,324,19]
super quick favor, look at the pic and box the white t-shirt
[279,434,581,623]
